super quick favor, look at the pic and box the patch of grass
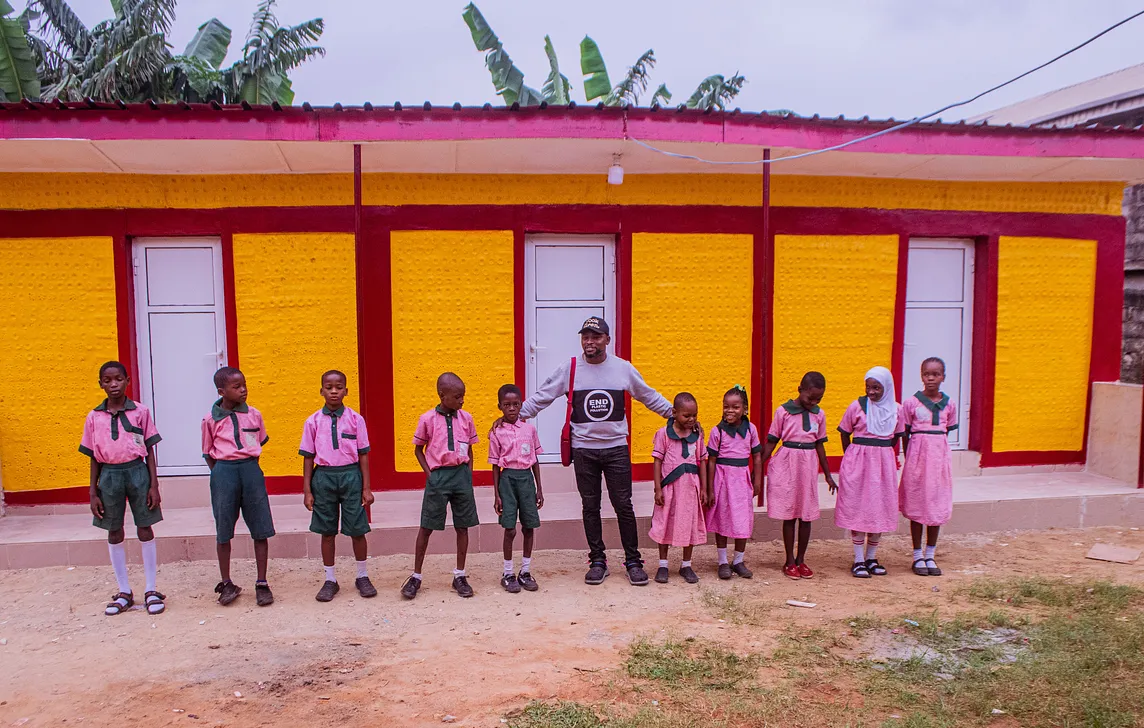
[963,577,1142,612]
[506,701,603,728]
[625,637,759,690]
[699,586,772,626]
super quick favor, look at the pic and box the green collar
[666,418,700,458]
[212,398,250,421]
[781,399,820,415]
[859,396,868,413]
[94,398,136,412]
[435,405,457,417]
[322,405,346,417]
[717,419,750,438]
[913,391,949,426]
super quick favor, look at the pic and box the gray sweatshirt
[521,354,673,449]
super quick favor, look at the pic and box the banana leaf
[579,35,610,102]
[462,2,542,106]
[0,0,41,101]
[184,18,231,69]
[541,34,569,104]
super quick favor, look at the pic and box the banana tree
[167,17,229,101]
[0,0,41,101]
[222,0,324,105]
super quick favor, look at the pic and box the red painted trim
[967,238,989,453]
[3,485,90,505]
[353,144,371,521]
[220,232,240,369]
[977,236,1001,459]
[357,221,395,491]
[756,150,770,506]
[5,106,1144,161]
[112,233,139,398]
[890,233,910,396]
[978,451,1085,468]
[513,227,527,389]
[616,231,633,360]
[265,475,303,495]
[1090,218,1127,383]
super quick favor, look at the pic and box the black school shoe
[255,581,274,606]
[679,566,699,584]
[215,580,241,606]
[501,573,522,593]
[452,575,474,598]
[585,561,609,585]
[315,580,340,602]
[355,576,378,598]
[518,571,539,592]
[626,561,650,586]
[400,575,421,599]
[654,567,670,583]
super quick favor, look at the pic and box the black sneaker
[717,563,733,580]
[501,573,522,593]
[518,571,539,592]
[679,566,699,584]
[731,562,754,579]
[355,576,378,598]
[626,561,649,586]
[255,582,274,607]
[214,580,241,606]
[585,561,609,585]
[654,567,669,583]
[315,580,339,602]
[452,575,474,598]
[400,575,422,599]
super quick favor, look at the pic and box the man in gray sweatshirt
[519,316,672,586]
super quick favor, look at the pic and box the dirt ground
[0,526,1142,728]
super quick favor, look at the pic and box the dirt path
[1,527,1141,727]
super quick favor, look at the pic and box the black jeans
[572,446,641,565]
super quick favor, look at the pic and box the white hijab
[864,366,898,437]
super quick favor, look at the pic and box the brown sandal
[144,591,166,615]
[105,592,134,615]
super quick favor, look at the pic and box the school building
[0,103,1142,515]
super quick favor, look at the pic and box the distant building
[972,63,1144,382]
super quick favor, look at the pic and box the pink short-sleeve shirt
[653,421,707,478]
[838,398,905,440]
[413,406,479,470]
[767,401,827,446]
[487,419,541,470]
[706,420,762,460]
[299,406,371,467]
[79,399,162,464]
[201,399,269,461]
[902,392,958,434]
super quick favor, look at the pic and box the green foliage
[578,35,609,102]
[541,34,569,105]
[685,73,745,111]
[462,2,542,106]
[0,0,41,101]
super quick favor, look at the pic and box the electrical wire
[627,8,1144,165]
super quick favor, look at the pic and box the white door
[525,235,617,463]
[903,239,974,450]
[133,238,228,475]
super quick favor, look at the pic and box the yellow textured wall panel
[232,233,359,477]
[631,233,753,463]
[0,237,118,491]
[772,235,899,456]
[1,173,1123,215]
[391,231,515,472]
[992,236,1095,452]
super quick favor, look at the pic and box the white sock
[108,542,130,594]
[925,545,936,560]
[521,556,532,573]
[852,539,866,563]
[717,548,728,565]
[733,551,745,565]
[453,568,466,577]
[659,559,669,569]
[141,539,158,593]
[504,559,514,575]
[865,541,879,562]
[323,565,336,582]
[356,560,368,579]
[411,572,422,581]
[913,548,924,562]
[681,560,692,568]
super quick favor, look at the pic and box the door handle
[530,344,547,353]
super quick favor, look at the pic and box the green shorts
[309,464,371,538]
[93,459,162,531]
[420,465,479,531]
[498,468,541,530]
[209,458,276,544]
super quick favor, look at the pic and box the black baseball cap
[578,316,610,335]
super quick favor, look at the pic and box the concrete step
[0,471,1140,569]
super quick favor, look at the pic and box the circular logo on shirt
[584,390,615,421]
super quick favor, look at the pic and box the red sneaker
[782,564,801,580]
[797,563,814,579]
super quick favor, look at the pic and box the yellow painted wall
[0,237,118,491]
[1,173,1124,215]
[771,235,899,456]
[232,233,359,478]
[390,230,515,472]
[992,236,1096,452]
[631,233,754,463]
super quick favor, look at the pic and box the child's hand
[90,493,104,519]
[703,489,713,509]
[827,477,838,495]
[146,486,161,510]
[753,479,763,498]
[536,491,545,509]
[494,497,503,515]
[362,490,375,508]
[654,487,664,507]
[303,491,314,511]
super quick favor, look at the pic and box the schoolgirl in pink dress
[836,366,904,579]
[761,372,838,581]
[650,393,708,584]
[900,357,957,577]
[704,385,763,580]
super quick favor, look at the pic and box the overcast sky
[15,0,1144,119]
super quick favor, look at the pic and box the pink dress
[765,401,826,521]
[834,398,904,533]
[704,420,761,539]
[649,422,708,547]
[899,392,957,526]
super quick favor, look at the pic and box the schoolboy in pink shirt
[488,384,544,594]
[80,361,166,616]
[300,370,377,602]
[201,366,275,607]
[401,372,480,600]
